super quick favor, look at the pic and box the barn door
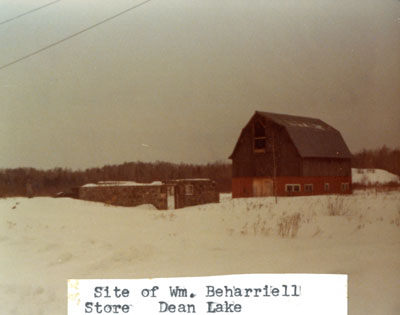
[253,178,273,197]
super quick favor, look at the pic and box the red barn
[229,111,352,197]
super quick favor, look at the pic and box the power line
[0,0,62,26]
[0,0,153,71]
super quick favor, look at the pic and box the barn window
[305,184,313,192]
[324,183,330,192]
[285,184,301,193]
[341,183,349,192]
[185,184,194,195]
[253,120,267,152]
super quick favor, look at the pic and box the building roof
[81,181,164,187]
[230,111,352,159]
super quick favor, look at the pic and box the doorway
[252,178,273,197]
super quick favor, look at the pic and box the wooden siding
[232,126,256,177]
[276,124,302,176]
[233,176,352,197]
[232,113,351,179]
[232,115,302,178]
[232,177,253,198]
[274,176,352,196]
[302,158,351,177]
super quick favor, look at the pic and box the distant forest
[351,146,400,176]
[0,161,232,197]
[0,146,399,197]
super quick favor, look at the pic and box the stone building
[78,179,219,210]
[79,181,168,210]
[166,179,220,209]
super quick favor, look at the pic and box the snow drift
[0,190,399,314]
[352,168,400,185]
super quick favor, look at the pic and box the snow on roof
[82,181,164,188]
[170,178,211,182]
[285,120,326,130]
[352,168,400,185]
[257,111,351,159]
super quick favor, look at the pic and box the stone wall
[172,179,219,209]
[79,184,168,210]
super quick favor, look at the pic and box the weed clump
[327,196,348,216]
[391,210,400,227]
[278,213,301,238]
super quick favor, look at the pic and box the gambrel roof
[229,111,352,159]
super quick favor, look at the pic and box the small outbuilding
[229,111,352,197]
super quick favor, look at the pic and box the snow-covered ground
[1,190,399,314]
[352,168,400,185]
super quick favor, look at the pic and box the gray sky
[1,0,399,170]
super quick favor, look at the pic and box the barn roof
[230,111,352,159]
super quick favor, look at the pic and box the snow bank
[0,192,399,314]
[352,168,400,185]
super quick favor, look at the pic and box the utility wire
[0,0,153,71]
[0,0,62,26]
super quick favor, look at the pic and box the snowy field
[1,188,399,314]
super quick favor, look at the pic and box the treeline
[1,146,399,197]
[351,146,400,177]
[0,161,232,197]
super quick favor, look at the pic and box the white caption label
[68,274,347,315]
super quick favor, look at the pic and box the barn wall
[232,127,255,177]
[232,115,302,178]
[79,185,168,209]
[276,126,302,177]
[232,176,352,197]
[274,176,352,196]
[302,158,351,177]
[232,177,253,198]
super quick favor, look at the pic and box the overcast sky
[1,0,399,170]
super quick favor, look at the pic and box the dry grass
[277,213,301,238]
[327,196,349,216]
[353,182,400,193]
[251,214,271,236]
[391,209,400,227]
[155,211,176,221]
